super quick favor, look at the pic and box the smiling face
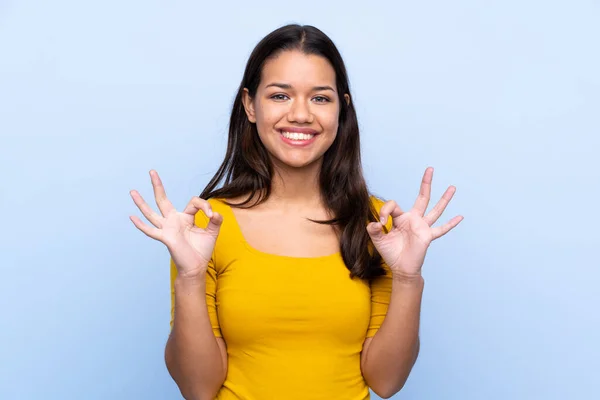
[242,50,348,170]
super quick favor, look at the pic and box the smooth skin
[130,49,463,399]
[361,167,463,397]
[367,166,463,279]
[130,171,228,399]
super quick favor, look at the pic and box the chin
[275,155,322,170]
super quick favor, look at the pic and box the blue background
[1,1,598,399]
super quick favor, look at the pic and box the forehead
[260,50,336,88]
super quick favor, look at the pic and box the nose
[287,98,313,124]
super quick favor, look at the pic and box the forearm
[362,275,424,398]
[165,275,226,400]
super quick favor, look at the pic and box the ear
[242,88,257,123]
[344,93,351,106]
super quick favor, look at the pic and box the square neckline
[214,198,342,261]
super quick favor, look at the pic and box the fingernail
[380,216,386,225]
[207,209,213,218]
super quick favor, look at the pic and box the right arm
[165,273,227,400]
[129,170,228,400]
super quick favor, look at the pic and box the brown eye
[271,94,289,101]
[313,96,330,103]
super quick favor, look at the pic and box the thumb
[366,222,385,243]
[204,211,224,236]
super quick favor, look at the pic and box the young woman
[130,24,462,400]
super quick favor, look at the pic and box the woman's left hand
[367,167,464,281]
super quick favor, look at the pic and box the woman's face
[243,50,347,170]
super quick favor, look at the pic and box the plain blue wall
[1,1,598,399]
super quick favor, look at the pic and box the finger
[130,215,162,241]
[182,197,224,235]
[130,190,163,228]
[150,170,176,217]
[182,196,212,217]
[412,167,433,217]
[431,215,464,240]
[424,186,457,226]
[379,200,404,227]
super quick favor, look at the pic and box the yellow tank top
[170,196,393,399]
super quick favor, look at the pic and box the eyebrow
[264,82,336,92]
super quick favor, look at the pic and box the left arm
[363,168,463,398]
[361,275,424,398]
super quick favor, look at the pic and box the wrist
[391,272,424,286]
[175,273,206,288]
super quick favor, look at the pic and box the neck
[267,160,323,209]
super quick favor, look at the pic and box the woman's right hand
[129,170,223,280]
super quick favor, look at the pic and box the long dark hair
[199,24,386,280]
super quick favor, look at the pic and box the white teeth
[281,131,315,141]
